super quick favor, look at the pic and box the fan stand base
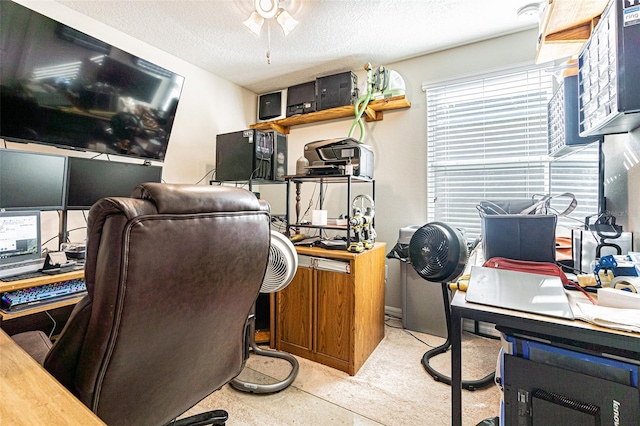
[420,283,495,391]
[230,312,299,394]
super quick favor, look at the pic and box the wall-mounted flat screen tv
[0,1,185,162]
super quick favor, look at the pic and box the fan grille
[409,222,468,283]
[260,231,298,293]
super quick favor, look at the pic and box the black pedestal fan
[230,231,299,394]
[409,222,495,391]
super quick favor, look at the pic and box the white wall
[7,0,256,251]
[261,29,541,311]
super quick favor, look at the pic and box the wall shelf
[250,95,411,134]
[535,0,609,64]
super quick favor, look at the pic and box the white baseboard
[385,306,402,320]
[385,306,500,338]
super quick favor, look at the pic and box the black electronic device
[65,156,163,209]
[257,90,287,122]
[0,1,185,162]
[303,138,373,179]
[216,129,287,182]
[286,81,316,116]
[1,279,87,312]
[316,71,358,111]
[503,355,639,426]
[270,130,288,181]
[0,149,68,211]
[408,222,495,391]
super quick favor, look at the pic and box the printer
[303,138,374,179]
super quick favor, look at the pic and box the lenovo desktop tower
[316,71,358,111]
[286,81,316,116]
[257,89,287,122]
[215,129,287,182]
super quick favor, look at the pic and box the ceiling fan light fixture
[276,9,299,36]
[243,11,264,35]
[256,0,279,19]
[516,2,542,20]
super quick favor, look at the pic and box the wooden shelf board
[250,95,410,134]
[536,0,608,64]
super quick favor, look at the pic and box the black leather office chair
[12,183,271,426]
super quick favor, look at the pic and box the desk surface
[449,290,640,426]
[0,329,104,424]
[452,290,640,352]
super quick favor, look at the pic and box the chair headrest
[131,183,267,214]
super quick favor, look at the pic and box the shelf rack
[285,174,375,245]
[250,95,411,134]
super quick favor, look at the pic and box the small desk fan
[409,222,494,391]
[230,230,299,394]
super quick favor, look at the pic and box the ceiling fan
[243,0,299,64]
[243,0,299,36]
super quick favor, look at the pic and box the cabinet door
[315,269,352,362]
[276,266,313,353]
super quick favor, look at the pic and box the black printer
[303,138,374,179]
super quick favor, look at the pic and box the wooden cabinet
[275,243,385,375]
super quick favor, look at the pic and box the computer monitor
[65,156,163,209]
[0,149,67,211]
[0,210,42,267]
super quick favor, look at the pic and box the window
[425,66,600,241]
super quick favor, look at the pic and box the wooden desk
[0,329,104,424]
[450,291,640,426]
[0,270,85,321]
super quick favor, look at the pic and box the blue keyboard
[1,279,87,312]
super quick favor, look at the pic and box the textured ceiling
[54,0,540,94]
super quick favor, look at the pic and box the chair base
[169,409,228,426]
[230,310,298,394]
[230,340,299,394]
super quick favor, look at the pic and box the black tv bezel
[0,1,185,162]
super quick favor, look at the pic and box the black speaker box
[216,129,287,182]
[270,131,288,181]
[286,81,316,116]
[257,90,286,122]
[316,71,358,111]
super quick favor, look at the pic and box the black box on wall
[316,71,358,111]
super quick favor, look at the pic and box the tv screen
[66,156,163,209]
[0,148,68,211]
[0,1,184,162]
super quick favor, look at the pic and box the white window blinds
[425,67,599,240]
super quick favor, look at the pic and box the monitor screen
[65,156,163,209]
[0,211,41,266]
[0,1,185,162]
[0,149,67,211]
